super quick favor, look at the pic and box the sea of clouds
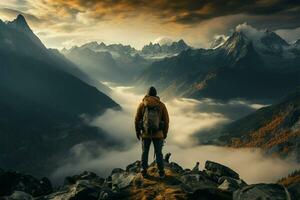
[51,84,300,184]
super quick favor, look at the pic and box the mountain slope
[138,25,300,101]
[211,90,300,160]
[0,15,119,176]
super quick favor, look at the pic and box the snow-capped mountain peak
[153,37,173,46]
[221,23,290,54]
[210,35,228,49]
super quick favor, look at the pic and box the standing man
[135,86,169,178]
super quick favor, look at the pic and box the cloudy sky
[0,0,300,49]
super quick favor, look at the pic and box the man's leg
[141,138,151,172]
[153,139,165,176]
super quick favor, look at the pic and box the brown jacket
[135,95,169,139]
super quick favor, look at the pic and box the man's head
[147,86,157,97]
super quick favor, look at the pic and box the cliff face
[0,154,297,200]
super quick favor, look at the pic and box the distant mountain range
[141,39,190,59]
[198,90,300,161]
[0,15,120,176]
[62,42,149,83]
[137,26,300,101]
[62,39,191,83]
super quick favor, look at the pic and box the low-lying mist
[51,84,300,184]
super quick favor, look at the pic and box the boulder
[125,161,141,173]
[218,176,246,192]
[188,187,232,200]
[111,168,124,175]
[64,171,104,186]
[168,162,184,174]
[205,161,239,180]
[233,183,290,200]
[0,170,52,197]
[180,173,218,193]
[111,172,136,189]
[191,162,200,172]
[98,188,115,200]
[5,191,33,200]
[44,179,102,200]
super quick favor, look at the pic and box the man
[135,86,169,178]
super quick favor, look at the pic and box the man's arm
[134,103,144,139]
[161,103,169,138]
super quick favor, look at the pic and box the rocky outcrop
[0,156,294,200]
[0,169,52,198]
[233,184,290,200]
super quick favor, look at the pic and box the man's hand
[136,132,141,140]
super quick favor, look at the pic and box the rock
[218,176,246,192]
[125,161,141,173]
[205,161,239,180]
[71,185,100,200]
[7,191,33,200]
[164,153,172,163]
[0,158,294,200]
[0,170,52,197]
[192,162,200,172]
[180,173,218,193]
[64,171,104,186]
[168,162,184,174]
[111,168,124,175]
[233,183,290,200]
[44,179,102,200]
[188,187,232,200]
[98,188,115,200]
[111,172,136,189]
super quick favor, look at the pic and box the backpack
[143,105,161,134]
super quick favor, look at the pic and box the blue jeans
[141,138,164,172]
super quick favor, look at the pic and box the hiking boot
[159,170,165,179]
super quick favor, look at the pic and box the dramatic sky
[0,0,300,49]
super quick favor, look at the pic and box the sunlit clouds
[0,0,300,49]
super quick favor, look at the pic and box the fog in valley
[51,84,300,184]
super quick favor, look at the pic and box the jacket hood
[143,95,160,107]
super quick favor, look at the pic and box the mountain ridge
[0,14,120,178]
[197,89,300,162]
[137,25,300,101]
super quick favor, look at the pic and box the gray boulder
[125,161,140,173]
[233,183,291,200]
[111,172,136,189]
[205,161,239,180]
[168,162,184,174]
[180,173,218,193]
[218,176,246,192]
